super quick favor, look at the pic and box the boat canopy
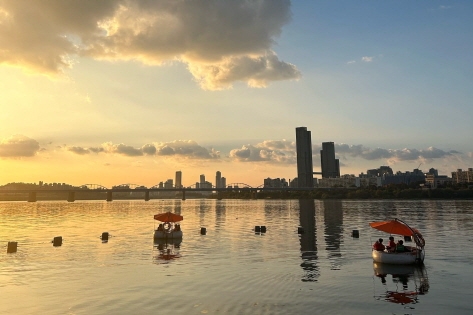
[154,212,183,222]
[369,218,425,248]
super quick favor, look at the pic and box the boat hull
[154,230,183,239]
[372,249,424,265]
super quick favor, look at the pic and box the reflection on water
[153,239,181,264]
[1,199,472,315]
[299,199,319,282]
[322,200,343,270]
[373,262,430,305]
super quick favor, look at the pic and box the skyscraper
[216,171,222,188]
[296,127,314,188]
[320,142,340,178]
[175,171,182,188]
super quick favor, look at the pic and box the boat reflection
[153,239,181,263]
[373,262,430,305]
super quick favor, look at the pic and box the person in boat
[373,238,385,251]
[386,236,396,252]
[395,240,410,252]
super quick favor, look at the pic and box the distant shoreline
[1,187,472,201]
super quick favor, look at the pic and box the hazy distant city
[1,127,472,192]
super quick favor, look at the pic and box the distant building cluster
[263,178,288,188]
[155,171,227,190]
[263,127,473,189]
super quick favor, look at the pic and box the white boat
[372,247,425,265]
[369,218,426,265]
[153,212,183,240]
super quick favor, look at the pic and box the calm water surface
[1,199,472,315]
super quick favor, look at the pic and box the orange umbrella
[369,218,415,236]
[154,212,183,222]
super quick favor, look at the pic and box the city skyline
[1,1,472,187]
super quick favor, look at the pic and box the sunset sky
[1,0,472,188]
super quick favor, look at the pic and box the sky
[0,0,472,188]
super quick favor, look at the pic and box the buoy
[352,230,360,238]
[52,236,63,247]
[101,232,109,241]
[254,226,261,232]
[7,241,18,253]
[404,235,412,242]
[260,226,267,233]
[200,227,206,235]
[297,227,304,234]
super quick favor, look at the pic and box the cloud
[0,135,40,157]
[228,140,462,165]
[0,0,299,89]
[347,60,356,64]
[68,146,104,155]
[361,56,373,62]
[188,51,301,90]
[155,140,220,159]
[229,140,296,163]
[335,144,459,162]
[67,140,219,159]
[102,142,143,156]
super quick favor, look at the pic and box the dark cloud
[141,144,156,155]
[0,0,299,89]
[0,135,40,157]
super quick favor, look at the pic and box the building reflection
[215,200,226,231]
[299,199,319,282]
[161,199,182,215]
[322,200,343,270]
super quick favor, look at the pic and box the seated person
[373,238,385,251]
[395,240,410,252]
[386,236,396,252]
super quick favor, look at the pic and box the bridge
[0,185,317,202]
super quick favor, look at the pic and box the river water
[1,199,472,315]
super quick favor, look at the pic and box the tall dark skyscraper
[296,127,314,188]
[216,171,222,188]
[320,142,340,178]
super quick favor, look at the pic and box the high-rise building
[320,142,340,178]
[200,174,205,184]
[216,171,222,188]
[451,168,473,183]
[164,179,173,188]
[296,127,314,187]
[175,171,182,188]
